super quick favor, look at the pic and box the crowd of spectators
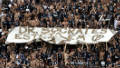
[0,36,119,68]
[0,0,120,68]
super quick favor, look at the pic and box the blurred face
[119,40,120,43]
[15,17,19,21]
[1,17,5,22]
[66,50,69,54]
[49,17,52,21]
[8,17,11,21]
[58,49,62,52]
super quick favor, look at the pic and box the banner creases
[6,27,118,45]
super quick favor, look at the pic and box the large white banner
[6,26,118,44]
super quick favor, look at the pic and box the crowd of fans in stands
[0,0,120,68]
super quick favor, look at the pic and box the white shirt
[0,29,2,32]
[0,0,2,4]
[101,61,105,66]
[43,5,47,9]
[16,54,19,59]
[10,0,13,3]
[114,19,118,29]
[0,12,5,17]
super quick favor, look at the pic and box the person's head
[66,50,69,54]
